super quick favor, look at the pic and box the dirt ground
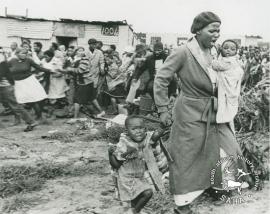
[0,114,269,214]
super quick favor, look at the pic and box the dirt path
[0,115,269,214]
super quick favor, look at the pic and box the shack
[0,15,138,53]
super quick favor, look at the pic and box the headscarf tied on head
[191,11,221,34]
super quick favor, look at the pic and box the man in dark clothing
[132,42,177,99]
[152,42,178,99]
[130,44,155,97]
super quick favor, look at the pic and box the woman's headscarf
[191,11,221,34]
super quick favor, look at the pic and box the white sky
[0,0,269,41]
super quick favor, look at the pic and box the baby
[212,40,244,123]
[108,115,166,214]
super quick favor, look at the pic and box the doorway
[56,37,77,49]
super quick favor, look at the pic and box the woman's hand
[160,112,172,127]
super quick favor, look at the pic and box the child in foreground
[212,39,244,123]
[108,115,166,214]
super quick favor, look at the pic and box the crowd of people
[237,45,269,90]
[0,11,270,214]
[0,38,179,132]
[1,33,268,133]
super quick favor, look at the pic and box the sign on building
[101,25,119,36]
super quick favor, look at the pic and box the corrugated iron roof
[0,15,53,22]
[0,15,133,31]
[59,18,128,25]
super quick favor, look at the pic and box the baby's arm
[212,58,232,72]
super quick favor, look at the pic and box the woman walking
[43,50,69,101]
[67,47,105,118]
[41,50,69,116]
[8,48,50,120]
[154,12,249,213]
[0,48,37,131]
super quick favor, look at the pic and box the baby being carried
[213,40,244,123]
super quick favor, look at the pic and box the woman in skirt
[41,50,69,116]
[43,50,69,101]
[0,47,37,132]
[8,48,50,120]
[67,47,105,118]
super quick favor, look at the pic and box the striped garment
[76,56,92,85]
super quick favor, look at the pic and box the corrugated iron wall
[0,17,136,53]
[6,18,53,39]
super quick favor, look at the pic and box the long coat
[86,49,105,88]
[154,37,247,195]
